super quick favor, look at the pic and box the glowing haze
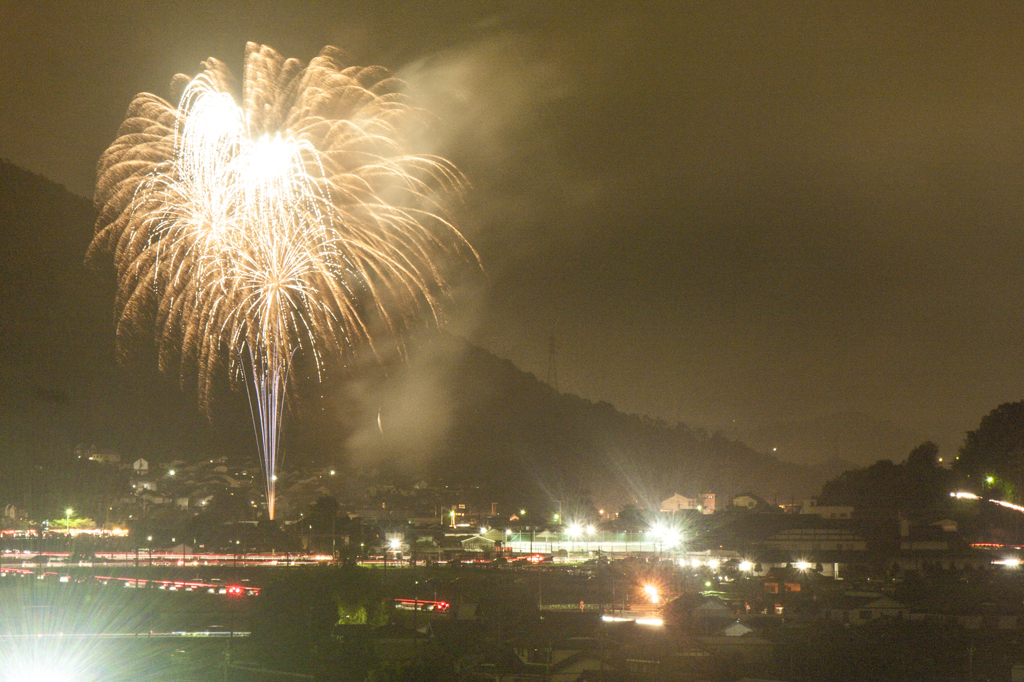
[89,43,475,519]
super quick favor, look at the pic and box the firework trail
[90,43,474,519]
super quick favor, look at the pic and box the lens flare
[90,43,474,519]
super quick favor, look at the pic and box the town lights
[739,560,754,572]
[794,561,812,571]
[643,584,659,604]
[651,524,682,555]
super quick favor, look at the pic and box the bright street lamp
[567,524,582,556]
[65,508,73,535]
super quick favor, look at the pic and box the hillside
[0,160,255,514]
[0,160,826,515]
[433,339,826,508]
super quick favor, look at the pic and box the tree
[906,441,939,469]
[308,495,340,535]
[956,401,1024,501]
[614,504,647,532]
[819,443,954,524]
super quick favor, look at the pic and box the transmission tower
[546,335,559,392]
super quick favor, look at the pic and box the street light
[384,537,401,593]
[567,524,582,557]
[651,524,665,559]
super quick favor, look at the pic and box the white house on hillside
[661,493,715,514]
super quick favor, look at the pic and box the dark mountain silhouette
[429,338,826,509]
[0,160,256,514]
[0,159,825,515]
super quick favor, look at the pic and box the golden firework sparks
[91,43,475,519]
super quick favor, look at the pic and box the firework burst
[91,43,474,519]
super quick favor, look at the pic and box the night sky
[3,2,1024,463]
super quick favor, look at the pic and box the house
[731,494,778,512]
[514,635,620,682]
[412,534,442,559]
[461,534,496,553]
[190,493,215,508]
[762,567,805,595]
[691,597,734,629]
[800,499,853,519]
[88,450,121,465]
[762,526,867,553]
[723,621,755,637]
[132,458,149,474]
[661,493,715,514]
[825,594,908,625]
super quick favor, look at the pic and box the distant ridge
[438,341,828,508]
[338,333,828,510]
[728,411,928,468]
